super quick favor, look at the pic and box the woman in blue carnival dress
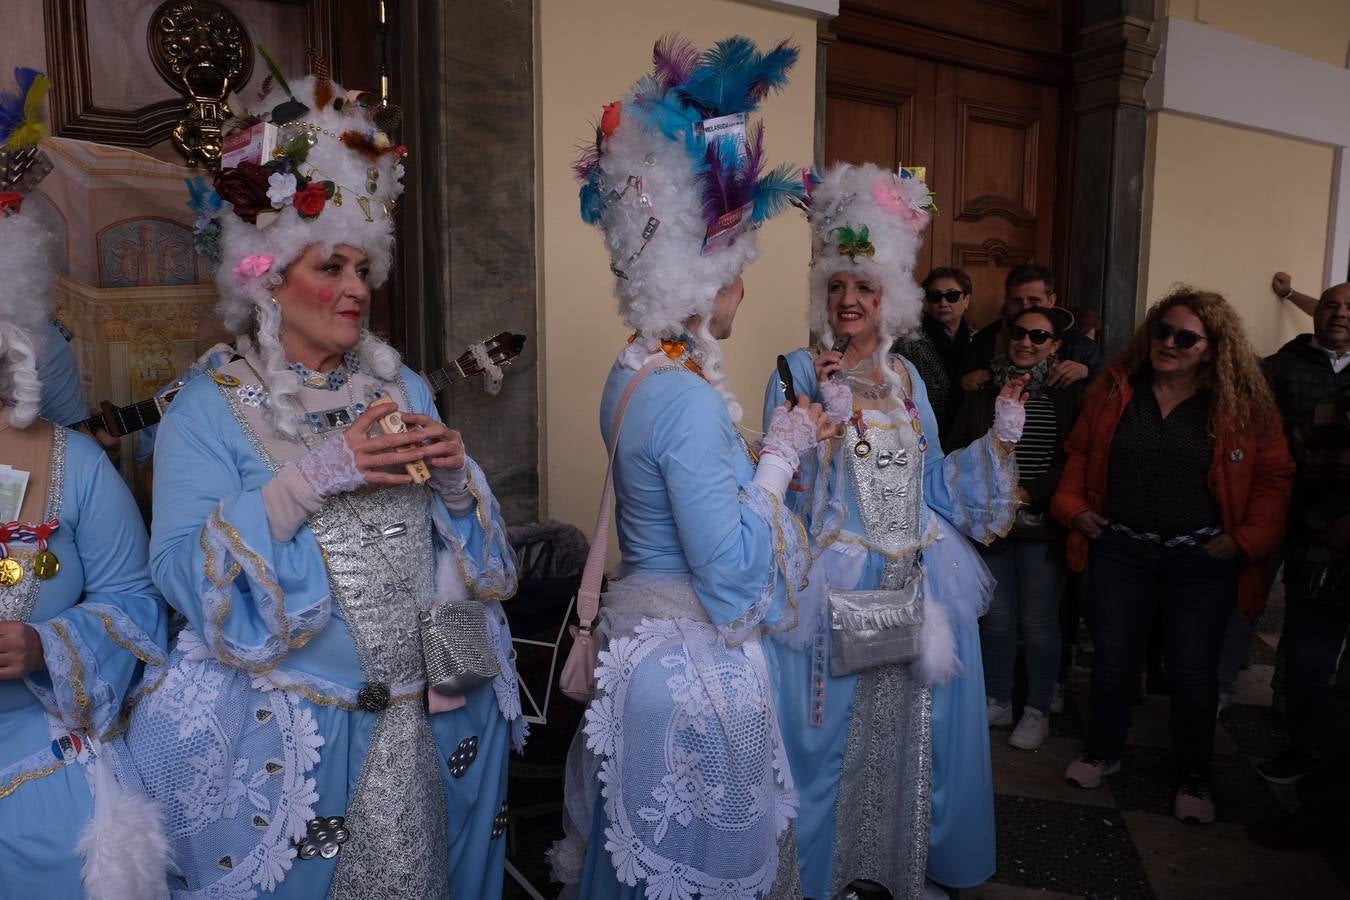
[124,61,524,900]
[764,163,1027,899]
[0,72,170,900]
[549,35,837,900]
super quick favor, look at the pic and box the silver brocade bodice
[309,483,434,686]
[843,409,925,587]
[310,482,449,900]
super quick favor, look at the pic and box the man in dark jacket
[959,264,1102,392]
[1264,283,1350,431]
[1248,380,1350,849]
[1256,283,1350,789]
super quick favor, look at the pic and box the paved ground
[500,588,1349,899]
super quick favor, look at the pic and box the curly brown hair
[1110,287,1279,438]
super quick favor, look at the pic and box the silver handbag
[419,601,501,695]
[828,578,924,676]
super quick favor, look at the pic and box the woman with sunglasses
[897,268,975,438]
[949,306,1084,751]
[1051,288,1293,824]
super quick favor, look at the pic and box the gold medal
[0,557,23,587]
[33,550,60,580]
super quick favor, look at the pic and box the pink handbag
[559,358,664,703]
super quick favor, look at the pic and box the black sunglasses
[924,289,965,305]
[1009,326,1054,345]
[1150,321,1207,349]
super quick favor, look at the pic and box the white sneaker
[1050,683,1066,714]
[987,697,1013,727]
[1009,707,1049,750]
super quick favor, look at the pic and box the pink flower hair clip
[234,254,275,280]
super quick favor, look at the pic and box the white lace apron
[570,571,800,899]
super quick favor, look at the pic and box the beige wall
[1139,112,1334,355]
[1163,0,1350,68]
[1142,3,1350,354]
[536,0,820,536]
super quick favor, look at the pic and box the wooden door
[826,42,1062,329]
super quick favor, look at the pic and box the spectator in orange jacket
[1051,287,1293,825]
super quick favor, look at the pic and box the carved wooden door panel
[826,43,1060,329]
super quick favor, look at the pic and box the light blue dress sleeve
[904,358,1017,545]
[403,370,517,603]
[651,379,808,642]
[148,379,332,674]
[37,322,87,427]
[25,432,167,737]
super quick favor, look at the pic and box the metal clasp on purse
[419,601,501,695]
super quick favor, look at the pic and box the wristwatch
[1281,288,1296,300]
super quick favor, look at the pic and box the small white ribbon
[470,342,504,395]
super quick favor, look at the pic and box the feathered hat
[190,49,407,335]
[0,66,58,427]
[806,162,937,342]
[575,34,808,338]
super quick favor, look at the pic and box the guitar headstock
[455,332,527,377]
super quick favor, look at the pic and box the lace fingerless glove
[819,379,853,424]
[992,395,1026,444]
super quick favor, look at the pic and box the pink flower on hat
[234,254,275,279]
[871,177,931,230]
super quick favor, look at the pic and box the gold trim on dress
[50,620,92,733]
[95,612,167,667]
[0,761,64,800]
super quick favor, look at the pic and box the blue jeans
[981,539,1064,712]
[1282,585,1350,757]
[1086,531,1238,776]
[1217,611,1256,695]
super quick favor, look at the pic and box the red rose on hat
[213,162,271,224]
[293,183,328,219]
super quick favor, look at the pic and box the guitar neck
[81,397,164,438]
[424,359,468,394]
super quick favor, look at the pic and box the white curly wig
[592,110,760,340]
[209,73,406,439]
[807,162,934,396]
[0,208,57,427]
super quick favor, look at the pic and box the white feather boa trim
[77,752,171,900]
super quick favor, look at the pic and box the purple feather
[743,120,766,190]
[699,125,770,228]
[652,33,698,93]
[700,139,738,230]
[572,126,603,182]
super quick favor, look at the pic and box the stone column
[1066,2,1158,356]
[397,1,539,524]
